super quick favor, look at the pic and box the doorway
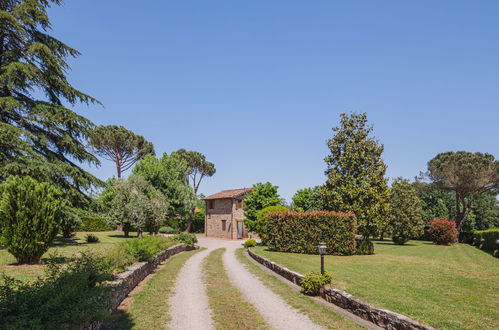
[236,221,244,239]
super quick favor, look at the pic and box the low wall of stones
[85,244,195,329]
[247,248,435,330]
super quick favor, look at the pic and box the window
[221,220,227,231]
[208,200,215,209]
[235,199,244,209]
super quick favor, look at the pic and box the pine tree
[0,0,101,206]
[321,112,390,237]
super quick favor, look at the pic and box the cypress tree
[0,0,101,206]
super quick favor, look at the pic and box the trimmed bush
[243,238,257,248]
[122,236,174,262]
[428,218,458,245]
[0,252,113,329]
[78,216,115,232]
[159,226,177,234]
[85,234,100,243]
[0,176,63,264]
[255,205,288,243]
[300,272,332,295]
[173,233,198,247]
[473,229,499,252]
[266,211,357,255]
[355,238,374,255]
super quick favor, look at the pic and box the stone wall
[205,198,233,239]
[247,249,435,330]
[85,244,195,329]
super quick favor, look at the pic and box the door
[237,221,244,239]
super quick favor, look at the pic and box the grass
[0,231,142,282]
[252,240,499,330]
[236,248,363,329]
[204,248,269,330]
[113,248,200,329]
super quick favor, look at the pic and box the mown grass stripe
[204,248,269,330]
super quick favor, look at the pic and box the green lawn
[0,231,139,282]
[252,241,499,330]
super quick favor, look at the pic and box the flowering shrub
[266,211,357,255]
[428,218,458,245]
[300,272,332,295]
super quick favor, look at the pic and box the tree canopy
[0,0,101,206]
[243,182,283,233]
[427,151,499,231]
[388,178,424,244]
[291,186,321,212]
[320,112,390,237]
[89,125,154,178]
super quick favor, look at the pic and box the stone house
[203,188,252,240]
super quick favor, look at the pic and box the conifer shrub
[243,238,257,248]
[0,176,63,264]
[428,218,458,245]
[266,211,357,255]
[300,272,332,295]
[355,238,374,255]
[473,229,499,252]
[85,234,100,243]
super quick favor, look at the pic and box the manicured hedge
[473,229,499,253]
[266,211,357,255]
[78,216,115,232]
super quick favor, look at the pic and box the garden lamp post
[318,242,327,275]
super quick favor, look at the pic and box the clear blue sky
[49,1,499,202]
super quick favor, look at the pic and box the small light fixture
[317,242,327,275]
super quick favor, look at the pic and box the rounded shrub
[392,235,409,245]
[300,272,332,295]
[428,218,458,245]
[243,238,257,248]
[173,233,198,247]
[159,226,177,234]
[0,176,63,264]
[355,238,374,255]
[85,234,100,243]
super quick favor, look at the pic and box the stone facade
[247,248,435,330]
[204,188,252,240]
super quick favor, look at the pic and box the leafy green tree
[0,0,101,207]
[412,181,455,223]
[0,176,62,263]
[320,112,390,237]
[89,125,154,178]
[388,178,424,244]
[291,186,321,212]
[255,205,288,243]
[244,182,283,233]
[133,153,195,221]
[427,151,499,232]
[172,149,215,232]
[110,175,166,237]
[471,193,499,230]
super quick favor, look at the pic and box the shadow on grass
[375,242,418,246]
[107,234,137,239]
[104,310,136,329]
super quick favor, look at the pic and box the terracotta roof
[203,188,252,200]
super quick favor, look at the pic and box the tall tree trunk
[137,228,143,238]
[185,207,195,233]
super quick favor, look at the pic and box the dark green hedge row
[266,211,357,255]
[78,217,115,232]
[473,229,499,256]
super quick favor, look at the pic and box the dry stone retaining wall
[247,248,435,330]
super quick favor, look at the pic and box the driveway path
[197,237,323,330]
[167,247,214,330]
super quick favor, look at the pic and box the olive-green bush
[122,236,174,261]
[0,252,113,329]
[300,272,332,295]
[0,176,63,264]
[266,211,357,255]
[173,233,198,247]
[159,226,178,234]
[85,234,100,243]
